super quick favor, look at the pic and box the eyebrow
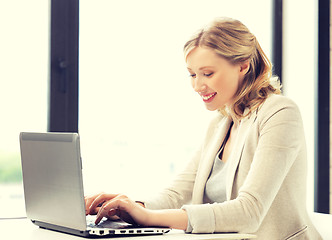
[187,66,215,71]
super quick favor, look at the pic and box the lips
[201,92,217,102]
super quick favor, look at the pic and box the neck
[225,106,241,127]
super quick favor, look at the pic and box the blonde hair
[184,17,281,119]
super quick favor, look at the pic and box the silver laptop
[19,132,170,237]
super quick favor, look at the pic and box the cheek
[190,78,194,88]
[215,72,241,96]
[225,70,242,89]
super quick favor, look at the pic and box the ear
[239,61,250,76]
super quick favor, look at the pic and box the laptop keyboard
[86,217,134,229]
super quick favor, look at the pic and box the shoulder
[260,94,299,111]
[256,94,303,124]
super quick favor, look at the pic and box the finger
[89,193,116,215]
[95,197,130,224]
[85,193,104,215]
[85,195,98,215]
[95,206,114,225]
[95,197,124,224]
[96,208,121,225]
[107,208,122,220]
[85,195,95,215]
[106,212,121,221]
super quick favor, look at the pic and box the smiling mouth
[201,92,217,102]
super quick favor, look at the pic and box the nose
[192,77,207,93]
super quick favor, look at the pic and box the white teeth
[202,93,216,100]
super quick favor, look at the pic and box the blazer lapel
[226,109,257,201]
[192,116,233,204]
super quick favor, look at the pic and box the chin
[205,105,218,111]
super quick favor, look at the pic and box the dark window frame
[48,0,79,133]
[272,0,283,83]
[314,0,330,214]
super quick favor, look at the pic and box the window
[282,0,321,212]
[0,0,49,218]
[79,0,273,199]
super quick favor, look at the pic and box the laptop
[19,132,171,237]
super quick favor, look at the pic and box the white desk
[1,218,256,240]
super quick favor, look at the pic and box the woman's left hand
[86,192,150,225]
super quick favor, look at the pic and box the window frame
[49,0,79,133]
[314,0,330,214]
[272,0,283,83]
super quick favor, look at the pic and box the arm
[85,192,188,229]
[149,209,188,230]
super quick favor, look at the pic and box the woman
[85,18,322,239]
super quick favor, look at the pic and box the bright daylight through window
[0,0,48,218]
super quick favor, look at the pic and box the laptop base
[32,219,169,238]
[32,220,90,237]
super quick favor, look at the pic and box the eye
[189,73,196,78]
[204,72,213,77]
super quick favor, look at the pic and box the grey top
[203,150,228,204]
[203,121,233,204]
[186,149,228,232]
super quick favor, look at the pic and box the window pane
[282,0,317,211]
[79,0,272,198]
[0,0,49,217]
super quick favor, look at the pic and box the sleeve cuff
[181,204,216,233]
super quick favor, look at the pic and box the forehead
[186,47,227,70]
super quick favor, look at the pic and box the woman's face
[186,46,248,111]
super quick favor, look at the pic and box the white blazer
[144,94,322,240]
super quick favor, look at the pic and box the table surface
[1,218,256,240]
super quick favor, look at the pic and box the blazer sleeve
[182,97,306,233]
